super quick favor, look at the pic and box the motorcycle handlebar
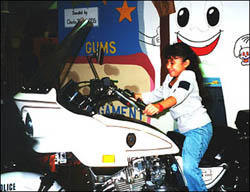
[66,77,146,113]
[113,88,146,112]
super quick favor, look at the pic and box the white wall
[169,1,249,128]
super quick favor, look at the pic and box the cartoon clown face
[233,34,249,66]
[239,47,249,65]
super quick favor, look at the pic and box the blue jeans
[181,122,213,191]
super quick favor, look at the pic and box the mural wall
[58,1,249,131]
[169,1,249,128]
[58,1,175,132]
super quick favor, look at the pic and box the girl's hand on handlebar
[143,103,162,116]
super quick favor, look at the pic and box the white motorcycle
[1,18,248,191]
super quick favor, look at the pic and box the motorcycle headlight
[25,113,33,137]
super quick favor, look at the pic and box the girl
[135,42,213,191]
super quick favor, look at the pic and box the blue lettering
[99,106,105,114]
[98,105,143,121]
[121,106,127,115]
[129,107,136,119]
[105,105,111,114]
[112,105,120,114]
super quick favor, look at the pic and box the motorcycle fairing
[14,88,59,116]
[25,18,93,91]
[92,113,179,152]
[13,88,179,167]
[103,113,166,134]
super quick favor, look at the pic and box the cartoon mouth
[176,30,222,56]
[243,58,249,63]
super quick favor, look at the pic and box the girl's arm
[143,96,177,116]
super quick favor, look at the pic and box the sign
[64,7,98,28]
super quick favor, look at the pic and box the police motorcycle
[1,18,249,191]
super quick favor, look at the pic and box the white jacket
[142,70,211,133]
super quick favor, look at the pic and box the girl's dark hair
[163,42,211,108]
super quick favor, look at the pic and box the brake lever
[115,89,137,107]
[123,90,147,112]
[112,88,147,113]
[135,98,146,111]
[134,98,160,118]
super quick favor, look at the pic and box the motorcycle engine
[99,156,175,191]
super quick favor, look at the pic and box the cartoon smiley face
[173,1,223,56]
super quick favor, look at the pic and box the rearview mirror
[96,47,104,65]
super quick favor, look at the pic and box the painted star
[116,0,136,22]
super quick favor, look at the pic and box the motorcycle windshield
[25,18,93,93]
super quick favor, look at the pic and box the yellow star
[116,0,136,23]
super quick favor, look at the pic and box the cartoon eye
[207,6,220,27]
[177,7,189,27]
